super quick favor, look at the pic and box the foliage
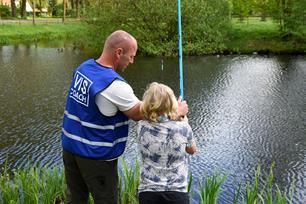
[281,0,306,40]
[83,0,231,56]
[0,5,11,17]
[51,3,64,17]
[252,0,270,20]
[231,0,252,20]
[183,0,231,55]
[229,0,306,40]
[226,17,305,54]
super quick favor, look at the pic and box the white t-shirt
[95,80,139,117]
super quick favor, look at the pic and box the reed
[243,164,294,204]
[198,173,227,204]
[0,160,294,204]
[118,158,140,204]
[0,163,65,204]
[188,173,193,193]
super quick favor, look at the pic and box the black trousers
[139,191,190,204]
[63,150,118,204]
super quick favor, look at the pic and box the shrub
[0,5,10,17]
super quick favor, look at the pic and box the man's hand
[177,96,188,117]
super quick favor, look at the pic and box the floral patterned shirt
[137,117,194,193]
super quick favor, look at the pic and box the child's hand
[181,115,188,122]
[177,96,188,117]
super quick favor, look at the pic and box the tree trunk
[81,0,85,16]
[11,0,16,17]
[261,14,266,21]
[32,0,36,25]
[62,0,66,22]
[20,0,27,19]
[76,0,80,18]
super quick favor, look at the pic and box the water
[0,44,305,203]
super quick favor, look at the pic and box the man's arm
[123,101,144,121]
[96,80,143,120]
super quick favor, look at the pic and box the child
[137,82,197,204]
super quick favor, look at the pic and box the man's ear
[115,48,123,57]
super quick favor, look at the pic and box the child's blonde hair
[140,82,178,122]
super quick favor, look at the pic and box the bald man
[61,30,188,204]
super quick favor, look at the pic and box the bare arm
[182,115,196,154]
[123,101,144,121]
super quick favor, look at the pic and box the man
[61,30,188,204]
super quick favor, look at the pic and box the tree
[10,0,16,17]
[20,0,27,18]
[76,0,80,18]
[267,0,306,38]
[231,0,252,21]
[282,0,306,38]
[267,0,286,30]
[83,0,231,55]
[62,0,66,22]
[253,0,270,21]
[32,0,36,25]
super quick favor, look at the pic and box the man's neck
[96,55,115,70]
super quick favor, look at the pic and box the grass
[226,17,306,54]
[0,22,87,45]
[0,159,294,204]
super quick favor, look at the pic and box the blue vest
[61,59,129,160]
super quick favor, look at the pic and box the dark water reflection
[0,44,305,203]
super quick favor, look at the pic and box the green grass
[226,17,306,54]
[0,22,87,45]
[0,160,294,204]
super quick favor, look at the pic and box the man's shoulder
[103,80,132,94]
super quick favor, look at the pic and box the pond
[0,44,305,203]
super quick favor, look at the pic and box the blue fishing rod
[177,0,184,100]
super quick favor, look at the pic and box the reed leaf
[198,173,227,204]
[188,173,193,193]
[119,158,140,204]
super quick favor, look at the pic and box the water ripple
[1,50,305,203]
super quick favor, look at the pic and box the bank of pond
[0,159,293,204]
[0,17,305,56]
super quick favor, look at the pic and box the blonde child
[137,82,197,204]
